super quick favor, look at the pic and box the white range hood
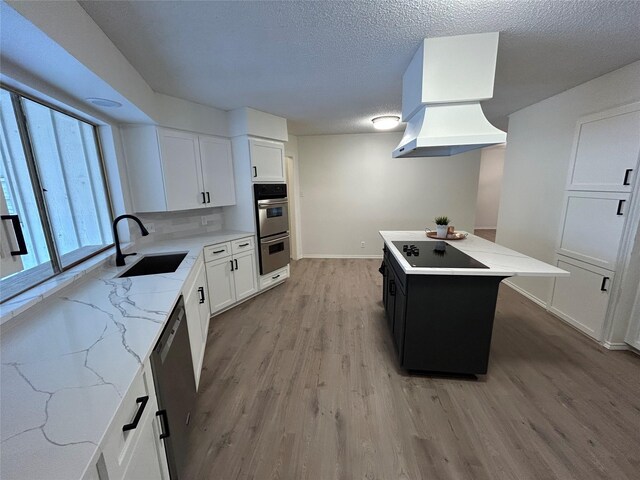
[393,32,507,158]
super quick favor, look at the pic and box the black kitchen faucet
[112,214,149,266]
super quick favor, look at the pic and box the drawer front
[204,242,231,262]
[232,236,254,255]
[259,264,289,290]
[101,366,153,479]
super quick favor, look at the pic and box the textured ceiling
[79,0,640,135]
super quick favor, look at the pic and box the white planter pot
[436,225,448,238]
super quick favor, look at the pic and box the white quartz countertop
[380,231,569,277]
[0,230,254,480]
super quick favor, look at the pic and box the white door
[249,138,285,182]
[568,104,640,192]
[206,256,236,314]
[158,129,203,211]
[199,135,236,207]
[183,262,205,385]
[194,262,211,339]
[0,182,24,278]
[557,191,630,270]
[550,257,614,341]
[233,251,258,301]
[121,398,166,480]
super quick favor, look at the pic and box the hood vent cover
[393,32,506,158]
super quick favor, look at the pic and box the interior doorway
[474,144,506,243]
[285,155,301,259]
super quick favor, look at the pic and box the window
[0,87,113,302]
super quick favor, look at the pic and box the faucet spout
[112,214,149,267]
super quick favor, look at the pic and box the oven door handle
[257,199,288,207]
[260,234,290,245]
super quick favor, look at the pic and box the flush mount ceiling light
[86,97,122,108]
[372,115,400,130]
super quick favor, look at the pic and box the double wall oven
[254,184,290,275]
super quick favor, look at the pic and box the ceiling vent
[393,32,507,158]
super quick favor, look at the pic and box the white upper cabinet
[249,138,285,182]
[557,191,630,270]
[122,126,236,212]
[567,103,640,192]
[199,135,236,207]
[158,129,203,211]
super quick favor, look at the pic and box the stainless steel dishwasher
[151,296,197,479]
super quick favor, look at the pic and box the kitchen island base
[383,246,508,376]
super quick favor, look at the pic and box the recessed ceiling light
[372,115,400,130]
[86,97,122,108]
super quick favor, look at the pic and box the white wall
[298,132,481,257]
[475,145,505,229]
[496,61,640,309]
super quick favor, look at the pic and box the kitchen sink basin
[118,253,188,278]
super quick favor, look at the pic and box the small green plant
[434,216,450,226]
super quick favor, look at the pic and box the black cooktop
[392,241,489,269]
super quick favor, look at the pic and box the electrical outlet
[201,216,207,226]
[361,241,365,248]
[146,223,155,233]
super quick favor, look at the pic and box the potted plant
[434,216,450,239]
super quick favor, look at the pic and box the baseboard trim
[303,254,384,259]
[502,279,548,309]
[474,226,497,230]
[602,341,631,351]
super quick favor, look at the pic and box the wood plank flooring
[183,258,640,480]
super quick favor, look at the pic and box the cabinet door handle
[600,276,610,292]
[230,259,234,271]
[201,192,207,204]
[213,249,225,254]
[198,286,205,304]
[389,279,396,296]
[206,192,211,203]
[156,410,170,439]
[617,200,625,216]
[122,396,149,432]
[253,166,258,178]
[0,215,28,255]
[238,243,249,247]
[623,169,633,186]
[234,258,238,270]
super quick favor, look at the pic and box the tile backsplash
[133,208,224,243]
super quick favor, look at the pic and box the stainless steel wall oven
[254,184,290,275]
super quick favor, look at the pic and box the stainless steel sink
[118,253,188,278]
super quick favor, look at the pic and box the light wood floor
[183,259,640,480]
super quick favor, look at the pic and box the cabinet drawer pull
[253,166,258,178]
[272,274,280,280]
[1,215,28,255]
[122,396,149,432]
[206,192,211,203]
[198,286,205,304]
[156,410,170,439]
[230,259,234,271]
[238,243,249,247]
[234,259,238,270]
[623,169,633,186]
[600,277,610,292]
[617,200,625,216]
[201,192,207,204]
[213,249,225,254]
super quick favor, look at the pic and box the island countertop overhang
[379,231,569,278]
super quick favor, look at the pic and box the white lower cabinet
[98,360,169,480]
[259,264,290,290]
[550,256,614,341]
[182,256,210,390]
[205,236,258,315]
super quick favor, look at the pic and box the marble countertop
[0,230,253,480]
[380,231,569,277]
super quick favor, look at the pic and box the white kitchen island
[379,231,568,376]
